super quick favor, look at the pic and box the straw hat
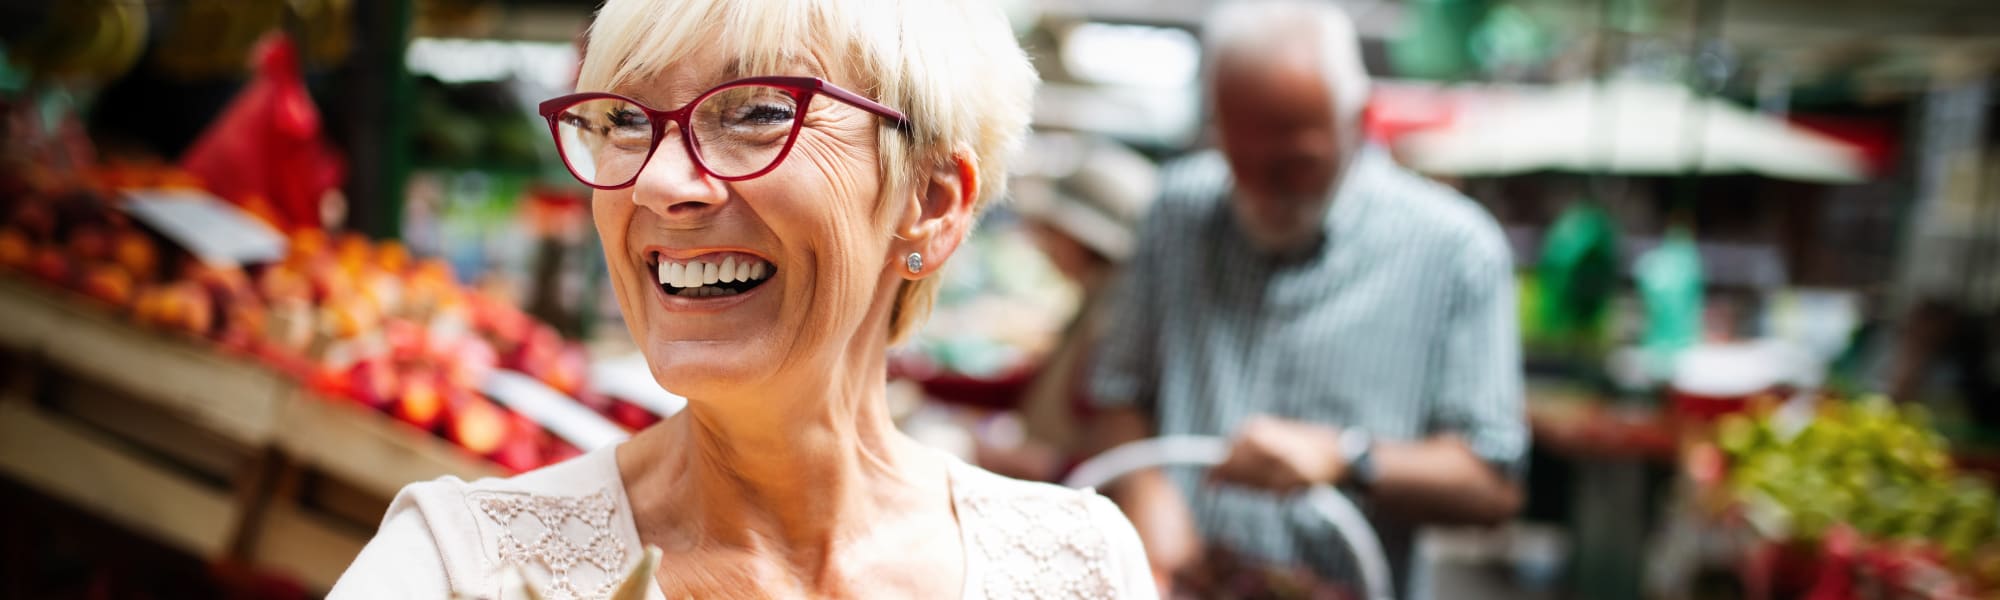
[1009,133,1159,262]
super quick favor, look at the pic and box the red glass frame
[538,76,911,189]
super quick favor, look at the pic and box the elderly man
[1085,0,1528,594]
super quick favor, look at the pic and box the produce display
[1715,397,2000,592]
[0,162,660,473]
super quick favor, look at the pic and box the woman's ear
[894,149,979,279]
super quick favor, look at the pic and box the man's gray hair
[1201,0,1372,123]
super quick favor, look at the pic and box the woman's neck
[617,337,950,577]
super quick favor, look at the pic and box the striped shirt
[1089,146,1527,592]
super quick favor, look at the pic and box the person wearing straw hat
[974,133,1159,481]
[1082,0,1528,595]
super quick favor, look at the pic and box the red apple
[544,440,584,466]
[12,203,54,237]
[491,430,543,473]
[490,412,551,473]
[383,318,426,363]
[65,225,109,263]
[346,358,399,411]
[543,344,590,396]
[215,302,268,353]
[30,247,70,284]
[572,387,612,415]
[509,324,562,373]
[607,399,661,432]
[444,337,497,391]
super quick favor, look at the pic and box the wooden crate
[0,278,504,591]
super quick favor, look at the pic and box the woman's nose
[630,132,729,220]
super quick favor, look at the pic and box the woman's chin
[640,340,775,400]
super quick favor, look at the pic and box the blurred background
[1,0,1998,598]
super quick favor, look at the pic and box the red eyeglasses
[538,76,911,190]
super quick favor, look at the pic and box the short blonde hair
[578,0,1038,343]
[1203,0,1371,123]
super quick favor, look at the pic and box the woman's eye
[730,103,795,127]
[607,108,650,129]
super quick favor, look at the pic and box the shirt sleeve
[1426,226,1530,478]
[326,498,452,600]
[1084,492,1162,599]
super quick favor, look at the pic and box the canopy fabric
[1392,79,1870,183]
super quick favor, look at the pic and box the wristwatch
[1336,429,1378,492]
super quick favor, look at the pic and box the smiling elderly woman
[327,0,1154,599]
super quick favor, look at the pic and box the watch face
[1340,430,1376,488]
[1339,430,1372,461]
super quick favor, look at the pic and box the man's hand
[1209,415,1347,493]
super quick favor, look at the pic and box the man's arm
[1409,216,1530,523]
[1369,435,1522,524]
[1209,417,1522,525]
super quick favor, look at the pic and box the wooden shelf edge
[277,392,506,499]
[0,278,285,445]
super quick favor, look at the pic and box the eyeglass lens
[552,85,803,186]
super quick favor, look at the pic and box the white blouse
[328,444,1156,600]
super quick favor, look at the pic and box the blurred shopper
[1083,0,1528,594]
[331,0,1156,597]
[975,134,1158,481]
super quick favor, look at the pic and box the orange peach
[79,263,135,306]
[394,370,445,432]
[0,228,31,270]
[110,228,158,281]
[446,393,510,456]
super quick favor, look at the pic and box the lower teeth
[673,286,740,298]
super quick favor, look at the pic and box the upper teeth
[656,256,771,288]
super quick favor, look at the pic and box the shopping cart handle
[1065,435,1396,600]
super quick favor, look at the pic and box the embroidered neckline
[474,488,629,600]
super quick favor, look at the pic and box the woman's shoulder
[329,445,646,600]
[946,460,1157,598]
